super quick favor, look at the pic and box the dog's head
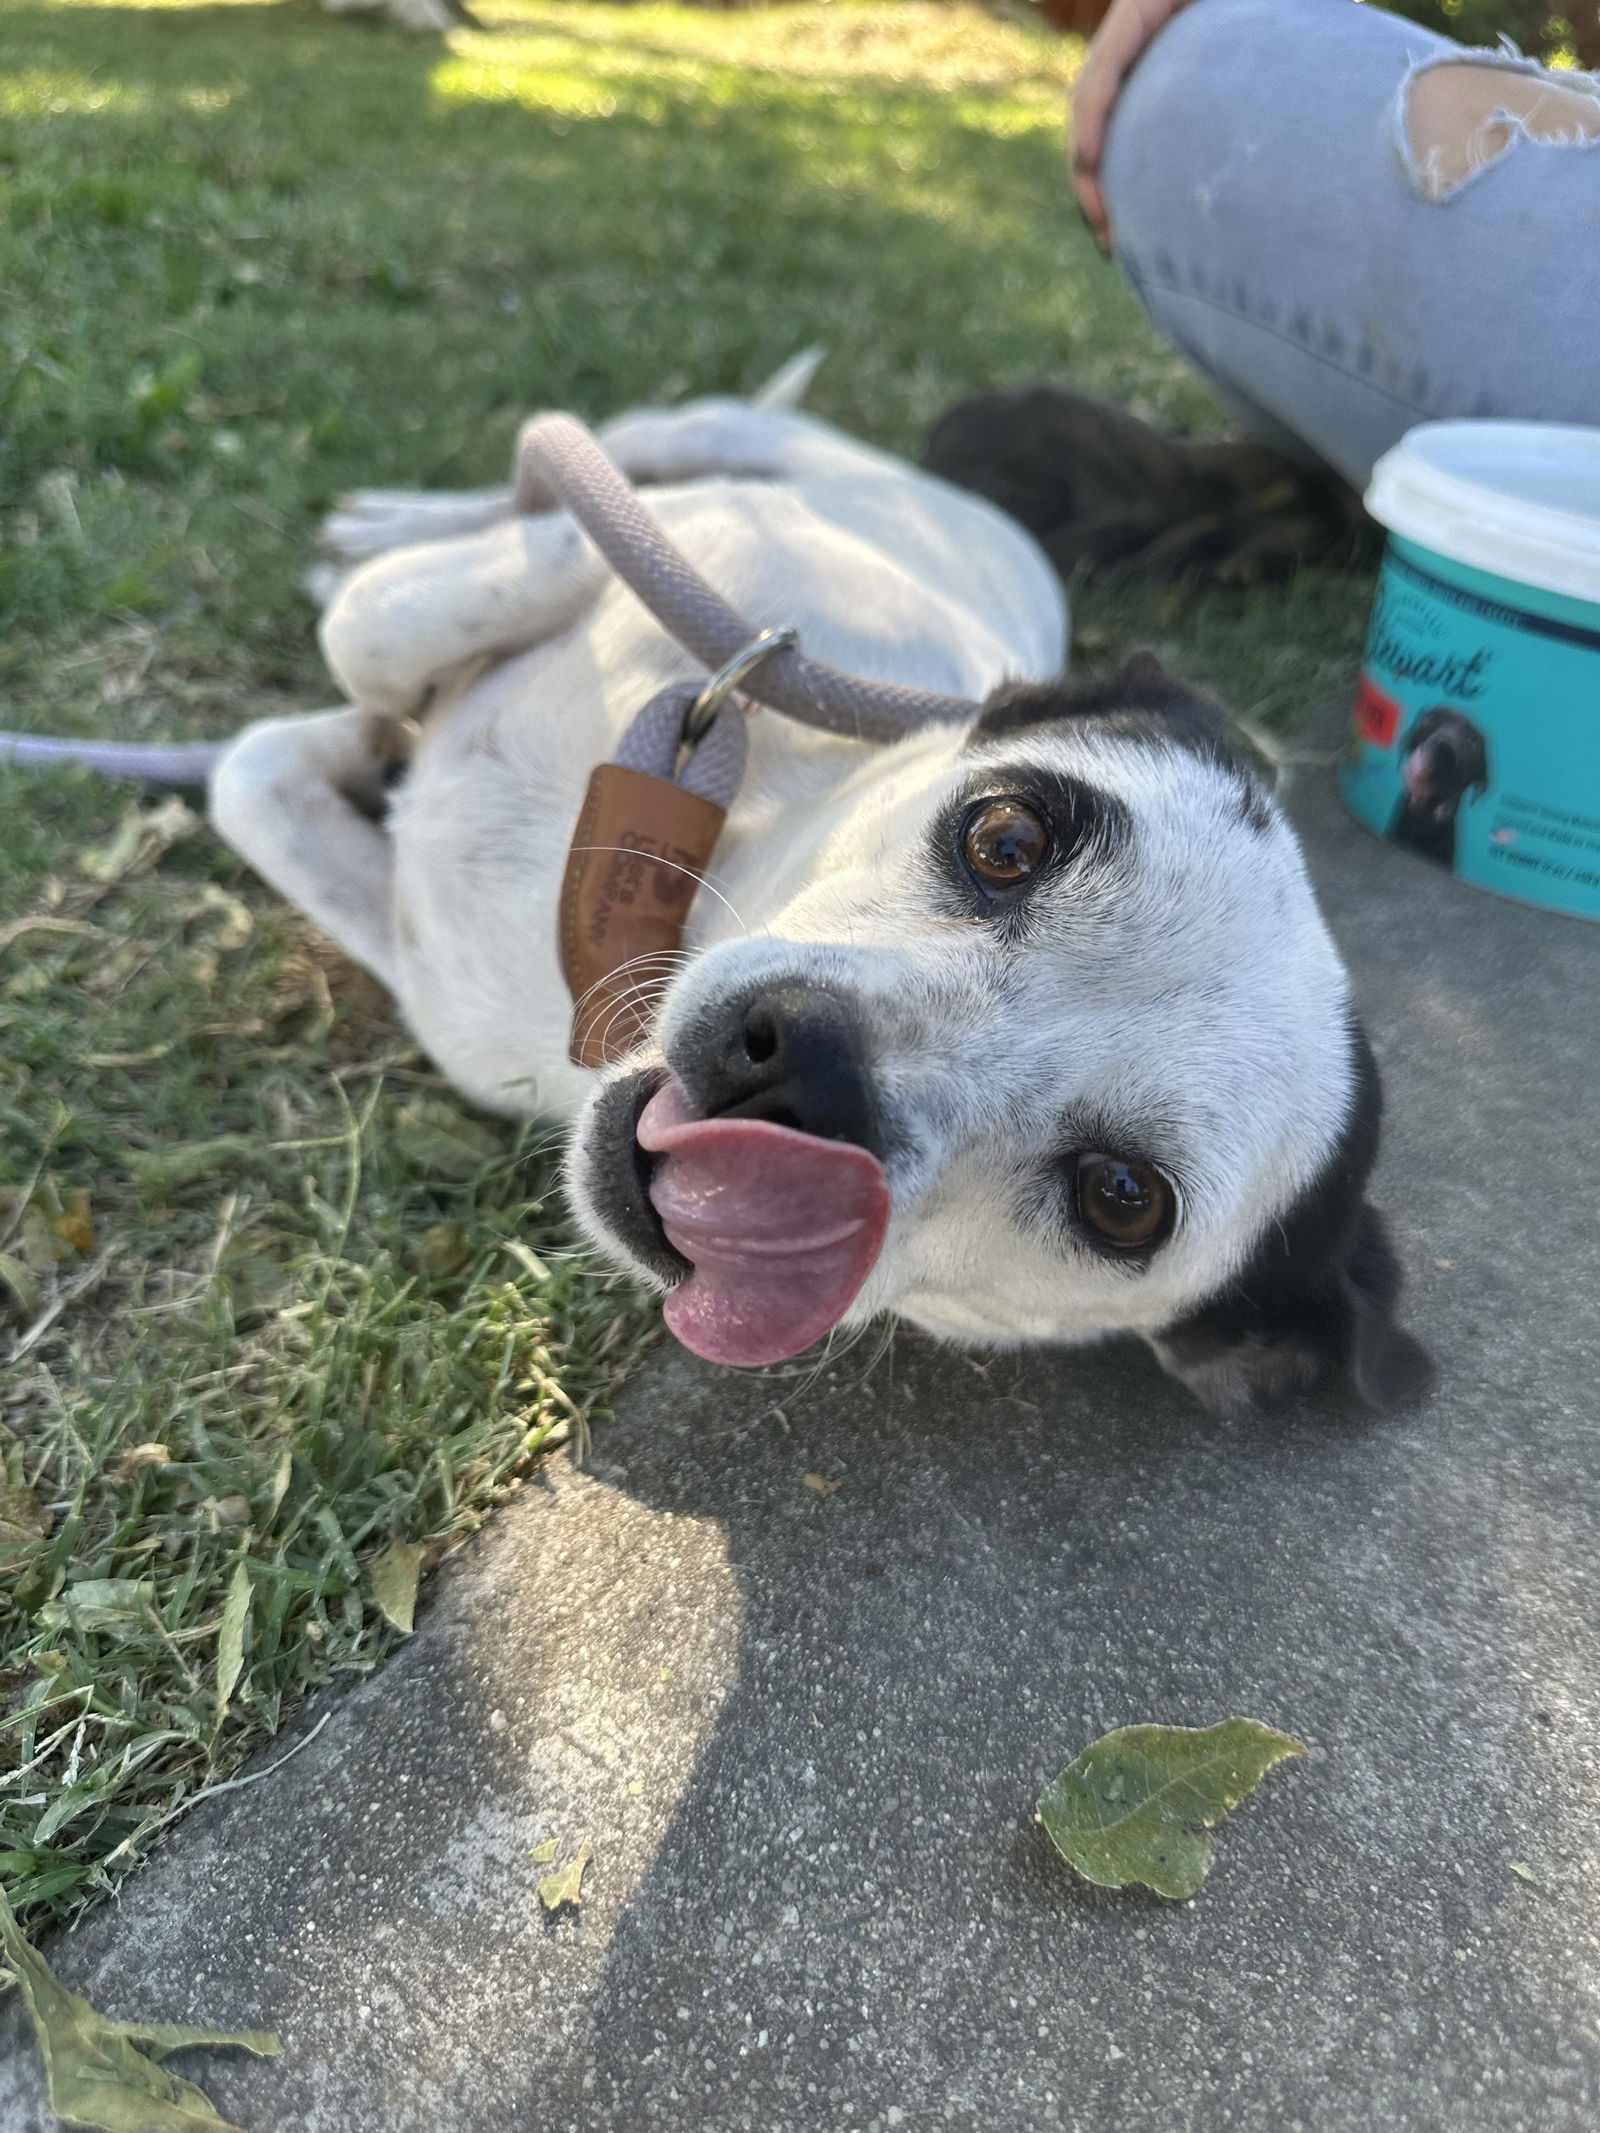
[1399,706,1490,818]
[568,655,1431,1414]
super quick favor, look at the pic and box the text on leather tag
[559,762,727,1069]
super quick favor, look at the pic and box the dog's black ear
[1340,1210,1437,1408]
[1152,1204,1434,1416]
[1150,1027,1434,1416]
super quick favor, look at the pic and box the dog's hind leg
[209,708,402,989]
[593,394,914,493]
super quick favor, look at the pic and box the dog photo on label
[1388,705,1490,869]
[7,364,1430,1413]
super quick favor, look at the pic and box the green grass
[0,0,1377,1943]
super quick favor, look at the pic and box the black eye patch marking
[930,767,1131,921]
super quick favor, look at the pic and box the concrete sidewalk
[2,746,1597,2132]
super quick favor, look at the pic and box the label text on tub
[1367,591,1494,700]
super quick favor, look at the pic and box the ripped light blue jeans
[1100,0,1600,487]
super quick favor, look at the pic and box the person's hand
[1070,0,1194,250]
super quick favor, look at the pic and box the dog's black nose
[696,983,877,1150]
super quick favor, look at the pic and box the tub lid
[1366,422,1600,605]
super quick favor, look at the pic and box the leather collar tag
[559,762,727,1068]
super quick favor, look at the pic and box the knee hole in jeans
[1403,60,1600,203]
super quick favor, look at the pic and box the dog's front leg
[319,513,606,722]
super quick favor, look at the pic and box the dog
[922,385,1378,587]
[199,376,1429,1413]
[1388,706,1489,869]
[320,0,479,34]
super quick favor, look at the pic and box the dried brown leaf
[112,1443,172,1485]
[0,1482,53,1574]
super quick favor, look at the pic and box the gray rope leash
[513,412,978,753]
[610,683,749,808]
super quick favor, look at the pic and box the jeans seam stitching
[1131,273,1434,419]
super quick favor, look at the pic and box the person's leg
[1100,0,1600,490]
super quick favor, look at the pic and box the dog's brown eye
[1074,1153,1176,1252]
[962,798,1050,888]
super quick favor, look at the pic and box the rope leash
[513,413,977,748]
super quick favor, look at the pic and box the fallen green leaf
[0,1189,82,1273]
[22,1205,70,1273]
[537,1836,593,1913]
[37,1580,155,1639]
[1037,1718,1306,1900]
[125,1138,260,1196]
[391,1098,503,1181]
[369,1541,425,1636]
[529,1839,558,1865]
[215,1563,251,1716]
[0,1884,280,2132]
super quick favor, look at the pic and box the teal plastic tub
[1341,421,1600,921]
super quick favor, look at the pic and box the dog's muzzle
[578,982,892,1367]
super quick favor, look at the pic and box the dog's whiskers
[584,969,685,1055]
[570,948,696,1024]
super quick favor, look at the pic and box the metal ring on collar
[681,626,800,747]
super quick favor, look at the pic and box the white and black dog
[192,377,1429,1412]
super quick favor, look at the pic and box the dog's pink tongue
[637,1082,889,1368]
